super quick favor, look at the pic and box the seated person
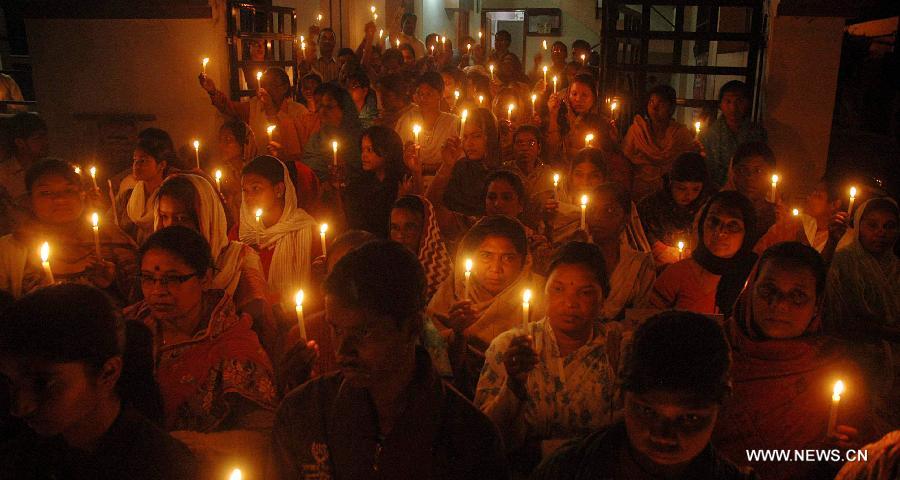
[123,227,276,475]
[117,128,178,245]
[270,240,508,479]
[721,141,779,245]
[796,176,849,257]
[214,119,258,224]
[637,152,713,266]
[534,311,753,480]
[0,284,197,479]
[300,83,362,183]
[585,183,655,321]
[483,170,552,274]
[0,159,139,303]
[345,126,411,237]
[699,80,767,188]
[715,242,880,480]
[395,72,460,182]
[476,242,623,473]
[834,430,900,480]
[0,112,49,205]
[644,191,758,316]
[390,195,452,301]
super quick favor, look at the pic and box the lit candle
[40,241,54,284]
[373,12,377,21]
[477,95,484,106]
[395,38,400,48]
[331,140,339,167]
[441,36,446,48]
[193,140,200,169]
[770,174,779,202]
[201,57,209,75]
[848,186,857,213]
[694,121,702,136]
[454,90,460,105]
[300,35,305,43]
[430,45,435,56]
[378,29,383,39]
[88,166,98,189]
[677,240,685,260]
[255,208,263,245]
[552,76,558,94]
[580,195,588,230]
[466,43,471,55]
[301,41,306,55]
[584,133,594,148]
[295,290,307,339]
[507,103,514,122]
[792,208,800,217]
[320,223,329,256]
[580,53,586,65]
[266,124,276,142]
[459,109,468,136]
[91,212,101,258]
[489,64,495,80]
[74,165,81,175]
[827,380,844,437]
[256,70,263,90]
[229,468,242,480]
[531,94,537,116]
[542,65,548,83]
[214,169,222,190]
[464,258,473,300]
[478,31,482,40]
[370,5,376,15]
[610,100,619,115]
[316,13,323,24]
[542,39,548,50]
[412,124,421,147]
[522,289,532,328]
[553,173,560,198]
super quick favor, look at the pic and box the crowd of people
[0,14,898,480]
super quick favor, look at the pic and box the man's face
[495,33,510,52]
[625,390,719,469]
[402,16,416,36]
[513,131,540,166]
[319,31,336,56]
[720,92,750,124]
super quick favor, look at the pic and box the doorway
[482,10,527,64]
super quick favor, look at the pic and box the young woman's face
[156,195,198,231]
[30,174,84,224]
[804,182,834,218]
[140,248,205,324]
[242,173,283,214]
[701,202,745,259]
[462,122,488,161]
[568,82,595,115]
[858,207,899,256]
[732,156,772,202]
[571,161,606,193]
[484,179,523,218]
[751,261,818,339]
[545,263,603,335]
[414,83,442,111]
[647,94,675,125]
[440,73,456,101]
[587,191,626,241]
[301,80,321,109]
[218,127,243,161]
[132,148,166,183]
[624,390,719,469]
[389,208,424,254]
[670,181,703,207]
[318,93,344,128]
[473,235,524,296]
[360,136,385,173]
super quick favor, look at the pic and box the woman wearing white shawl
[118,128,178,245]
[238,156,316,309]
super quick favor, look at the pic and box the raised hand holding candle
[827,380,844,437]
[201,57,210,75]
[412,124,421,147]
[40,242,54,284]
[522,289,532,328]
[193,140,200,169]
[255,208,264,245]
[331,140,339,166]
[552,76,558,94]
[580,195,588,230]
[89,166,99,189]
[848,187,857,213]
[553,173,560,198]
[464,258,473,300]
[677,240,685,260]
[770,174,779,202]
[320,223,329,256]
[459,109,468,136]
[295,290,307,339]
[584,133,594,148]
[214,169,222,190]
[91,213,101,258]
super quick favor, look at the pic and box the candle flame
[256,71,263,81]
[40,242,50,262]
[202,57,209,68]
[193,140,200,150]
[771,174,779,185]
[441,36,446,44]
[489,64,494,73]
[677,241,685,251]
[267,125,276,136]
[317,13,323,21]
[379,29,384,38]
[412,124,421,135]
[465,258,473,273]
[215,170,222,181]
[295,289,304,307]
[580,194,588,207]
[507,103,514,114]
[553,173,560,185]
[833,380,844,399]
[610,101,618,111]
[580,54,586,61]
[531,93,537,103]
[255,208,263,219]
[91,212,99,227]
[542,40,548,50]
[552,75,558,84]
[89,166,97,178]
[461,109,468,121]
[370,5,376,13]
[454,90,460,99]
[523,289,532,304]
[300,35,305,43]
[542,65,548,74]
[396,39,400,47]
[478,31,482,39]
[320,223,329,234]
[792,208,800,216]
[229,468,242,480]
[584,133,594,145]
[74,166,81,174]
[694,121,701,133]
[849,186,857,199]
[477,95,484,105]
[373,13,377,21]
[467,43,471,51]
[331,140,338,153]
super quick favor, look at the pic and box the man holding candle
[395,72,461,185]
[699,81,768,188]
[271,241,508,479]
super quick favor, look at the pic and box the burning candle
[255,208,263,245]
[229,468,242,480]
[677,240,685,260]
[531,94,537,116]
[466,43,471,55]
[295,290,307,339]
[552,76,558,94]
[331,140,339,167]
[580,53,586,65]
[320,223,329,256]
[553,173,560,198]
[373,12,378,21]
[201,57,209,75]
[580,195,588,230]
[89,166,98,189]
[378,29,383,39]
[266,124,276,142]
[412,124,421,147]
[91,212,101,258]
[542,39,548,50]
[584,133,594,148]
[40,242,54,284]
[507,103,514,121]
[301,41,306,55]
[848,186,857,213]
[74,165,81,175]
[460,109,468,136]
[827,380,844,437]
[610,100,618,114]
[478,31,483,40]
[694,121,701,136]
[522,289,532,328]
[542,65,548,83]
[770,174,779,202]
[214,169,222,190]
[477,95,484,106]
[193,140,200,169]
[395,38,400,48]
[256,70,263,90]
[489,64,495,80]
[464,258,473,300]
[316,13,323,24]
[792,208,800,217]
[430,45,435,56]
[454,90,460,105]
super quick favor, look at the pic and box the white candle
[827,380,844,437]
[677,240,685,261]
[412,124,421,147]
[507,103,514,122]
[522,289,532,328]
[255,208,263,245]
[266,124,276,142]
[464,258,473,300]
[694,121,701,136]
[40,241,54,284]
[459,109,468,137]
[531,94,537,116]
[256,70,263,90]
[542,65,548,84]
[553,173,560,198]
[580,195,588,230]
[229,468,242,480]
[91,212,101,258]
[193,140,200,169]
[771,174,779,202]
[552,76,558,94]
[89,166,98,190]
[214,169,222,190]
[201,57,209,75]
[489,64,494,80]
[320,223,329,256]
[331,140,339,167]
[477,95,484,106]
[848,186,857,213]
[295,290,307,339]
[542,39,548,50]
[584,133,594,148]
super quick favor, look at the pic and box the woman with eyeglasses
[0,159,139,303]
[714,242,879,480]
[644,190,758,316]
[123,226,277,476]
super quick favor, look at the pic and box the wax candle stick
[584,133,594,148]
[677,241,685,261]
[256,71,263,90]
[412,124,421,147]
[580,195,588,230]
[331,140,339,167]
[193,140,200,169]
[295,290,307,339]
[553,173,560,198]
[542,39,548,50]
[266,124,276,143]
[507,103,514,122]
[214,169,222,190]
[460,109,468,136]
[770,174,779,203]
[694,121,701,136]
[320,224,329,256]
[522,289,532,328]
[40,242,54,284]
[827,380,844,437]
[255,208,263,245]
[542,65,548,84]
[107,179,119,226]
[201,57,209,75]
[478,95,484,106]
[89,166,98,190]
[464,258,473,300]
[229,468,242,480]
[489,64,495,81]
[91,212,101,258]
[552,76,558,94]
[531,94,537,116]
[848,187,857,213]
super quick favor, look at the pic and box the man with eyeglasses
[510,125,554,194]
[271,240,508,479]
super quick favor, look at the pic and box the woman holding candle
[117,128,177,245]
[1,159,140,303]
[623,84,700,201]
[643,191,758,316]
[396,72,461,183]
[545,74,616,161]
[215,119,259,223]
[300,82,362,183]
[476,242,622,474]
[0,284,198,479]
[714,242,879,480]
[390,195,452,301]
[124,226,277,476]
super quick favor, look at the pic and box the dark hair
[156,176,201,227]
[25,158,80,193]
[264,67,291,88]
[552,41,568,54]
[467,107,500,164]
[361,126,406,180]
[242,155,286,186]
[393,195,426,218]
[381,48,403,66]
[0,284,164,423]
[572,39,591,51]
[861,197,899,219]
[8,112,47,141]
[594,182,631,215]
[439,66,465,87]
[378,73,410,101]
[318,27,336,41]
[483,170,526,207]
[220,119,251,149]
[301,72,323,86]
[346,70,370,89]
[732,141,775,167]
[495,30,512,42]
[718,80,751,101]
[758,242,828,295]
[572,148,610,180]
[323,240,425,332]
[401,13,417,25]
[399,43,416,59]
[136,128,177,173]
[570,74,597,97]
[331,229,378,255]
[337,47,355,58]
[620,310,732,403]
[647,84,677,106]
[697,190,758,251]
[670,152,709,184]
[513,124,542,149]
[138,226,214,276]
[549,241,609,297]
[459,214,528,258]
[415,71,444,94]
[313,82,361,132]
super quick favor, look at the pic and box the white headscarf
[126,181,156,231]
[153,174,247,295]
[238,159,316,305]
